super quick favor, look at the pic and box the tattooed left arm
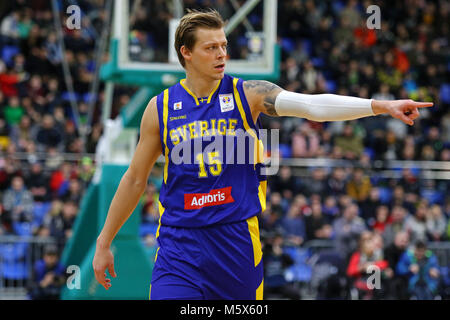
[243,80,283,118]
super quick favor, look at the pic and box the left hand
[372,99,434,126]
[429,268,440,278]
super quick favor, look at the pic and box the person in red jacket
[347,231,388,299]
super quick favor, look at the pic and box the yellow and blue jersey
[155,74,267,228]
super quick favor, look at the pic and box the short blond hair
[174,9,225,67]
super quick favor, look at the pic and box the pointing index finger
[413,101,434,108]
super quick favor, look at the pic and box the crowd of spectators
[0,0,104,299]
[0,0,449,300]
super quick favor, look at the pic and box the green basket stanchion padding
[60,164,154,299]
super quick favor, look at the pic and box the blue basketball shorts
[149,216,264,300]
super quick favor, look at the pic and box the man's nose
[218,46,226,58]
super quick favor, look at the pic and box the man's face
[183,28,227,80]
[12,177,23,191]
[44,254,58,267]
[415,247,426,260]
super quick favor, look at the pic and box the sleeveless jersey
[155,74,267,228]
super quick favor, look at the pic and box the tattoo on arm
[244,80,283,116]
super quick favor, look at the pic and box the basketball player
[92,9,433,299]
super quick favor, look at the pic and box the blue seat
[12,222,32,236]
[0,242,28,262]
[139,223,158,237]
[440,267,450,286]
[378,187,392,204]
[278,143,292,158]
[62,91,80,102]
[0,261,29,280]
[1,45,19,66]
[301,39,312,56]
[281,38,296,54]
[83,92,97,103]
[284,246,312,282]
[409,167,420,177]
[369,174,382,185]
[332,0,345,14]
[237,36,247,47]
[32,201,52,226]
[248,13,261,25]
[363,147,375,160]
[420,190,444,204]
[326,80,337,93]
[440,84,450,104]
[311,57,324,68]
[285,264,312,282]
[284,247,310,264]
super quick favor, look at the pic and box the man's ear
[180,45,192,63]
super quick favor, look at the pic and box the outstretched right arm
[93,96,162,290]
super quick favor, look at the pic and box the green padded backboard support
[60,183,99,269]
[60,164,154,300]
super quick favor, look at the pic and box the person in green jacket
[4,96,24,126]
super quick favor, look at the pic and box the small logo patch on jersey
[184,186,234,210]
[174,101,182,110]
[219,94,234,112]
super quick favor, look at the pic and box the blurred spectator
[42,199,78,248]
[271,166,298,200]
[396,240,441,300]
[25,161,49,202]
[1,10,20,41]
[333,203,367,260]
[322,195,340,221]
[346,231,389,300]
[261,200,283,233]
[0,65,23,98]
[36,114,63,152]
[419,126,444,161]
[360,188,382,225]
[9,114,36,147]
[397,169,420,196]
[426,204,447,242]
[263,232,301,299]
[2,175,33,223]
[4,96,24,126]
[346,167,372,203]
[304,202,333,241]
[301,167,327,197]
[291,122,320,158]
[60,200,78,241]
[61,178,83,204]
[383,205,409,247]
[405,201,428,244]
[44,147,64,170]
[29,244,66,300]
[49,162,75,198]
[78,156,95,187]
[390,185,417,217]
[141,183,159,226]
[42,199,64,238]
[371,205,392,234]
[325,167,347,197]
[0,118,11,150]
[280,201,306,246]
[384,231,410,299]
[334,123,364,160]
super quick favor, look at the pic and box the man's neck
[184,73,220,98]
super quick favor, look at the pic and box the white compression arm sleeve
[274,90,375,122]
